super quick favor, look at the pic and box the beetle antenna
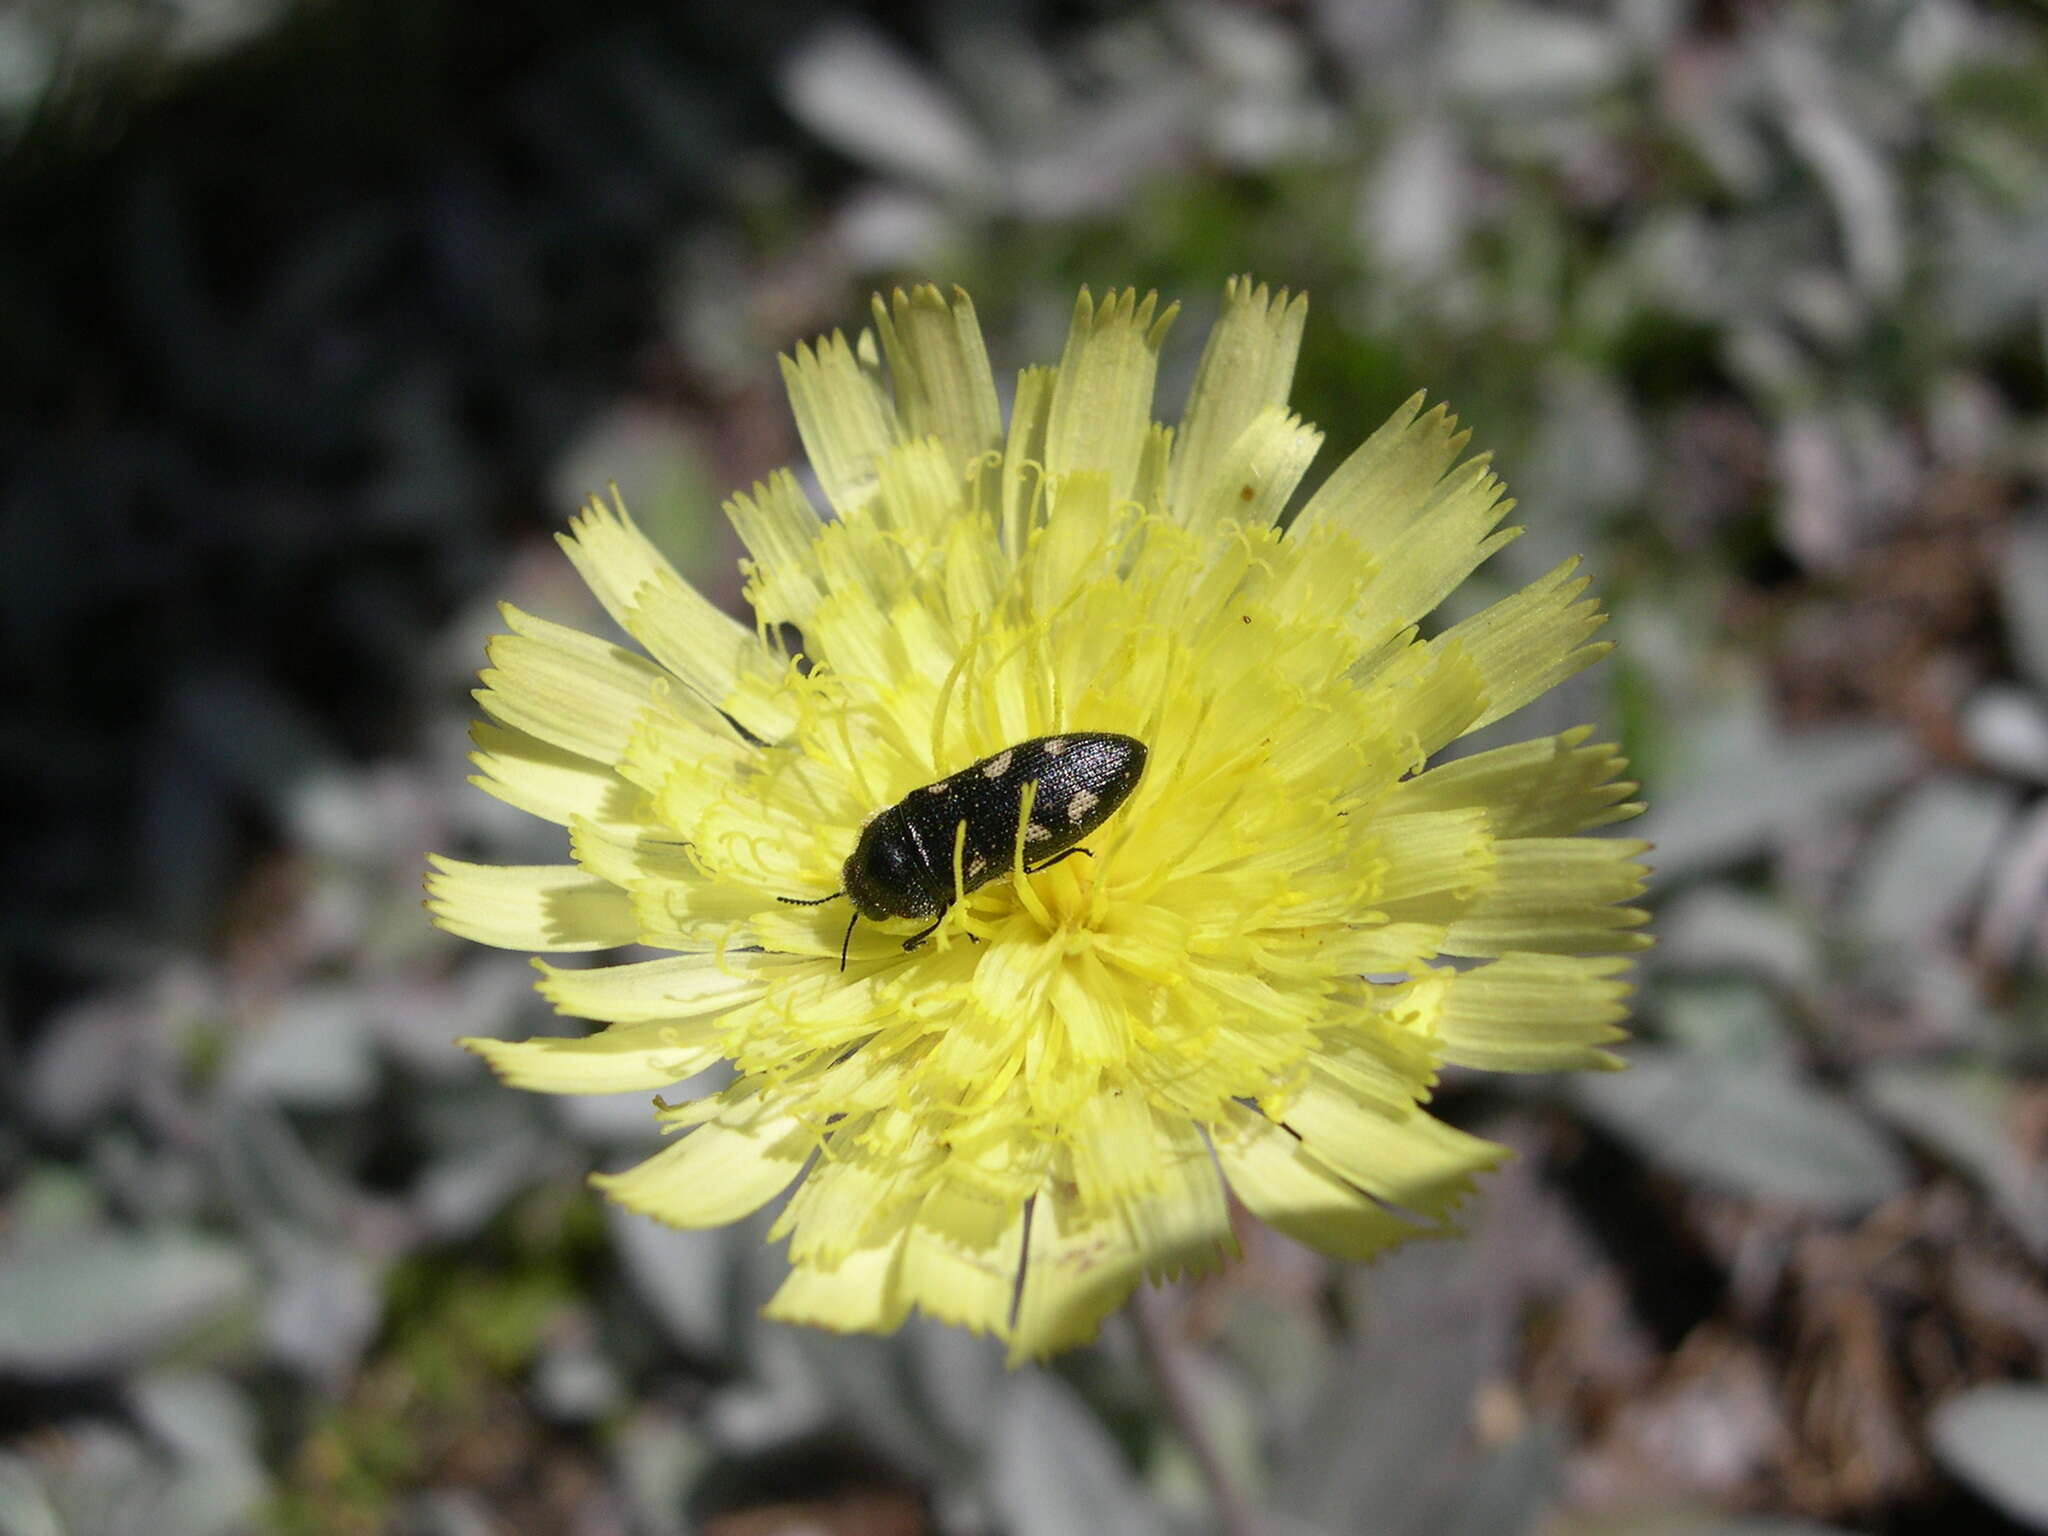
[779,890,844,906]
[840,909,858,971]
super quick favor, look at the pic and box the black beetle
[783,732,1148,968]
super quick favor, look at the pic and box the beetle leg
[902,906,984,954]
[902,912,946,951]
[1022,846,1093,876]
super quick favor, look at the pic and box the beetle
[782,732,1148,969]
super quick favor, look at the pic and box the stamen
[1009,780,1055,931]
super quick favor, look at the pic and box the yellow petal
[1307,1020,1444,1116]
[425,856,636,952]
[467,721,646,828]
[1351,457,1517,646]
[1209,1101,1421,1260]
[895,1184,1028,1335]
[1070,1087,1160,1206]
[1000,364,1054,551]
[475,606,662,762]
[871,284,1002,476]
[763,1234,910,1335]
[566,816,699,888]
[1364,809,1494,907]
[780,329,894,516]
[776,1142,932,1266]
[1169,276,1308,517]
[1007,1186,1145,1365]
[614,693,764,832]
[593,1109,814,1226]
[1122,1112,1234,1284]
[1308,920,1447,977]
[462,1017,726,1093]
[727,471,828,629]
[1049,952,1127,1067]
[1292,391,1469,544]
[1437,558,1610,736]
[558,497,795,742]
[1182,406,1324,532]
[1354,637,1489,767]
[1385,726,1642,836]
[534,953,791,1023]
[1435,952,1633,1072]
[1435,838,1653,956]
[1025,471,1116,614]
[566,819,782,950]
[1044,287,1178,505]
[874,435,969,548]
[1282,1075,1508,1224]
[1134,420,1174,514]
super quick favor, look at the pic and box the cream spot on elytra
[1067,789,1098,822]
[982,750,1014,778]
[1025,821,1052,842]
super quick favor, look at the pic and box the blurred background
[3,0,2046,1532]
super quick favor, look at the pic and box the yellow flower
[428,280,1646,1361]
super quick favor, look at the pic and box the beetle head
[843,813,944,921]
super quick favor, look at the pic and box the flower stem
[1132,1285,1262,1536]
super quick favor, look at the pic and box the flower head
[429,280,1646,1361]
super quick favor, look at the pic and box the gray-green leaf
[1930,1384,2048,1529]
[1574,1051,1909,1215]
